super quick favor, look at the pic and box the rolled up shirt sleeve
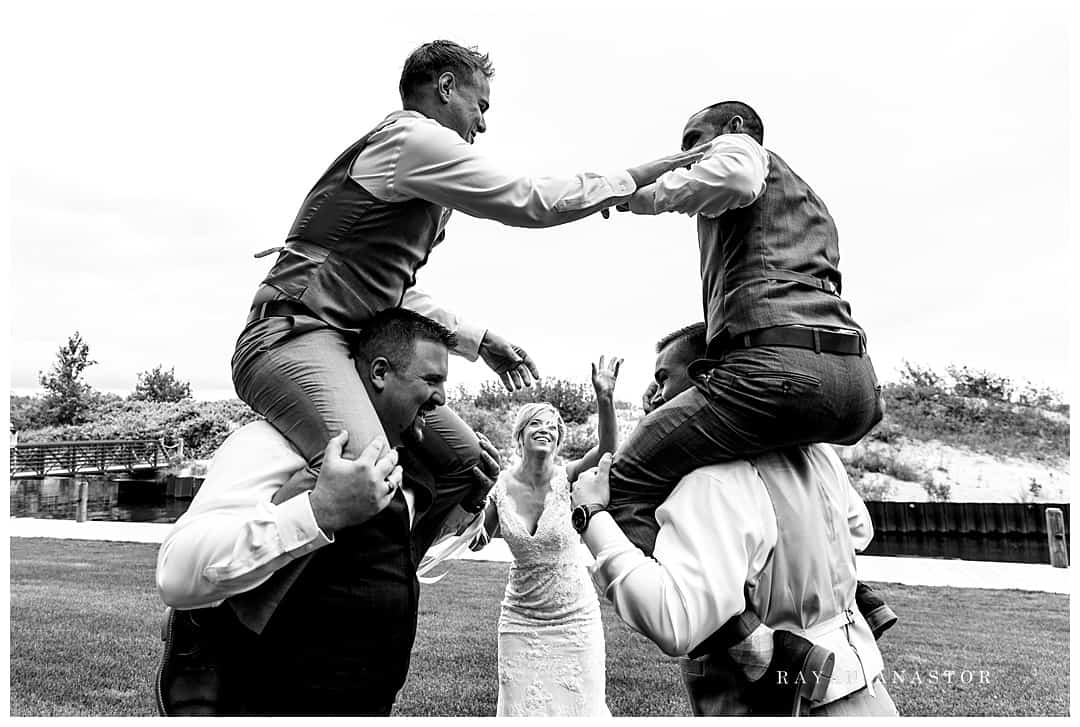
[155,422,333,610]
[401,287,486,361]
[628,133,768,218]
[353,112,635,228]
[585,465,777,657]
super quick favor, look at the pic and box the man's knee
[414,406,482,479]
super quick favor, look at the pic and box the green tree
[131,365,192,402]
[38,331,97,425]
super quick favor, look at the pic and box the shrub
[17,399,260,459]
[945,364,1014,402]
[560,423,596,461]
[10,395,51,431]
[847,472,896,502]
[921,475,952,502]
[881,376,1068,462]
[447,398,515,456]
[851,448,926,482]
[868,420,903,444]
[898,360,944,389]
[469,378,596,424]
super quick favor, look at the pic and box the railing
[9,439,171,479]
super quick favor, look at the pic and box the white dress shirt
[340,109,637,361]
[155,421,417,610]
[628,133,769,218]
[350,110,637,228]
[400,287,486,362]
[584,444,881,701]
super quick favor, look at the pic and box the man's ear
[369,357,392,392]
[723,115,744,135]
[437,72,455,104]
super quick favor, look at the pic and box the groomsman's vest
[240,492,422,712]
[257,116,451,331]
[698,146,865,345]
[748,447,883,705]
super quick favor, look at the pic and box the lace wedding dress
[492,466,610,717]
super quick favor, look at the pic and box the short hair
[399,40,495,102]
[696,100,764,144]
[656,322,707,358]
[353,308,457,368]
[511,402,566,452]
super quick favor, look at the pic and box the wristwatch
[571,503,606,534]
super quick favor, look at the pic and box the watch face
[571,506,587,532]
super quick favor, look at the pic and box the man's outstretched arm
[352,113,705,228]
[627,133,769,218]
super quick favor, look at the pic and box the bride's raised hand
[591,355,623,400]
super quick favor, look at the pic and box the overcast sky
[5,0,1074,405]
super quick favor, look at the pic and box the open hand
[591,355,622,400]
[627,143,709,188]
[479,330,540,391]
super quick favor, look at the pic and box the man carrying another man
[568,323,899,716]
[156,308,499,715]
[599,100,896,710]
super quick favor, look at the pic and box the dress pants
[609,344,884,556]
[232,314,483,488]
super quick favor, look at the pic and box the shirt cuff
[583,511,648,590]
[276,490,335,552]
[452,321,487,362]
[628,187,658,215]
[610,170,636,197]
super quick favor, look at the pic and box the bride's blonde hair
[511,402,566,455]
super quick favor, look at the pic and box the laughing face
[377,338,449,448]
[515,405,564,459]
[443,70,489,144]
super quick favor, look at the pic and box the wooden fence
[863,502,1070,564]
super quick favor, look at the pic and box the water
[10,476,191,523]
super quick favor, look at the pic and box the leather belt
[246,298,314,326]
[708,326,865,358]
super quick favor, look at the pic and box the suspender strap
[765,269,841,296]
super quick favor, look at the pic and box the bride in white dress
[472,355,621,716]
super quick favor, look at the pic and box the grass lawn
[8,538,1070,717]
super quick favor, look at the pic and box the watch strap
[573,503,606,533]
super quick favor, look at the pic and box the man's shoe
[863,604,899,640]
[744,630,835,716]
[155,606,229,716]
[855,582,899,640]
